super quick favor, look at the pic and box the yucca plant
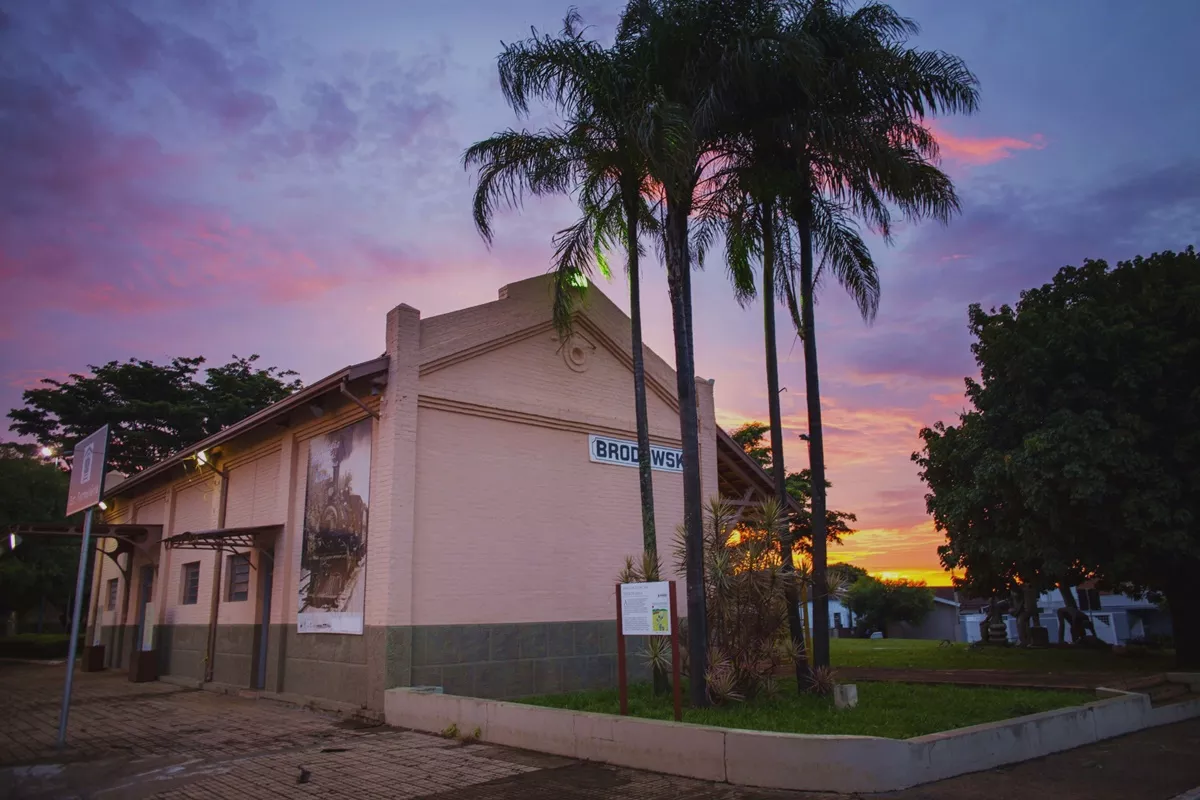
[807,665,839,697]
[669,496,800,703]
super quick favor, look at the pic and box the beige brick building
[82,275,777,713]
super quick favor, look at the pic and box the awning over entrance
[163,524,281,562]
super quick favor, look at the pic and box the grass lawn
[521,681,1089,739]
[831,638,1175,673]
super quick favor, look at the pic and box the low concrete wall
[384,686,1200,794]
[386,689,726,783]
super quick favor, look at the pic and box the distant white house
[960,589,1170,645]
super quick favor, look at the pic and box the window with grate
[226,554,251,602]
[181,562,200,605]
[106,578,119,611]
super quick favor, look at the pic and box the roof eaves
[714,428,804,514]
[107,355,388,498]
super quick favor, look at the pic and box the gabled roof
[419,275,684,411]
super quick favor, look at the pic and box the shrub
[672,497,799,703]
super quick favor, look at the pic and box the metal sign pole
[615,583,628,716]
[57,506,94,748]
[669,580,681,722]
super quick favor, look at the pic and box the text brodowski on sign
[588,434,683,473]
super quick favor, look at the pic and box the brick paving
[3,660,1199,800]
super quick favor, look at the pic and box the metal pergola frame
[162,523,283,685]
[7,522,161,569]
[163,524,281,568]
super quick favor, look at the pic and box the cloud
[832,521,949,582]
[929,121,1046,166]
[898,160,1200,312]
[847,318,975,381]
[304,81,360,158]
[0,0,458,330]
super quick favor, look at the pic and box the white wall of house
[959,590,1168,645]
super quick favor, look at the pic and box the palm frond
[462,129,576,244]
[810,197,880,323]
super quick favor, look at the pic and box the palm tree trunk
[625,193,657,560]
[665,198,709,709]
[761,202,810,689]
[798,212,831,669]
[625,190,667,695]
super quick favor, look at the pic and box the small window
[226,554,251,602]
[833,612,843,628]
[181,562,200,605]
[106,578,119,611]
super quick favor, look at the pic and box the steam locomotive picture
[298,419,372,631]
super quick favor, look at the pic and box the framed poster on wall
[297,418,372,634]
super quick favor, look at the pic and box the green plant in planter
[670,497,800,704]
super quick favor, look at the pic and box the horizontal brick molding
[384,684,1200,794]
[417,395,682,448]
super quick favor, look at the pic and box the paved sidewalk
[3,660,1200,799]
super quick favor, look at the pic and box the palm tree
[463,14,666,660]
[699,0,975,677]
[692,2,872,690]
[615,0,788,708]
[705,171,876,691]
[774,0,979,669]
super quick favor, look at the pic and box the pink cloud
[929,121,1046,165]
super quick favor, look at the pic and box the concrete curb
[156,675,383,721]
[384,682,1200,794]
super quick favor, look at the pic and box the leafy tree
[830,562,869,583]
[8,355,301,474]
[916,249,1200,667]
[843,576,934,637]
[730,422,772,470]
[730,421,856,554]
[0,446,80,621]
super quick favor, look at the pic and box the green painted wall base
[152,618,643,711]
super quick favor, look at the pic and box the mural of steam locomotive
[299,423,370,613]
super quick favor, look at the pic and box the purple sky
[3,0,1198,580]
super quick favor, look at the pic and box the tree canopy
[914,248,1200,666]
[843,576,934,637]
[830,562,870,584]
[0,446,78,617]
[8,355,302,474]
[729,421,857,554]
